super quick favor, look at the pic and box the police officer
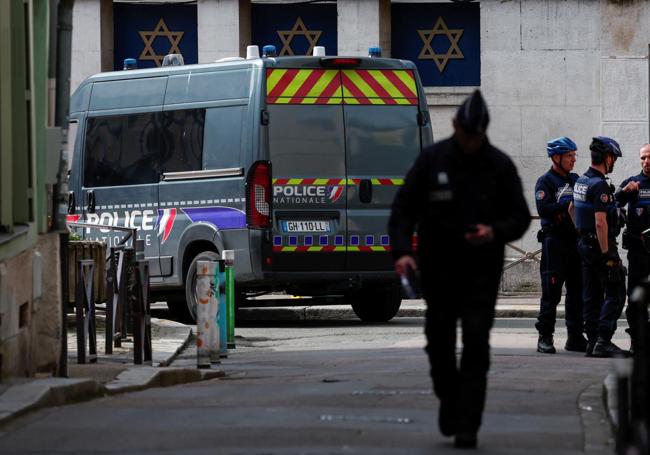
[615,143,650,349]
[389,90,530,448]
[535,137,586,354]
[572,136,628,357]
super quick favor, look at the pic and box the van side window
[160,109,205,173]
[203,106,243,170]
[84,113,160,187]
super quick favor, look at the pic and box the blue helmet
[591,136,622,157]
[547,137,577,157]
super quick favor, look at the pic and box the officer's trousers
[626,249,650,340]
[578,238,626,340]
[535,233,583,336]
[422,278,498,434]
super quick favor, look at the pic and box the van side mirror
[67,191,75,214]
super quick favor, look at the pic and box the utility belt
[622,229,650,253]
[537,225,576,242]
[577,230,597,242]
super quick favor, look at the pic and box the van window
[83,108,205,187]
[84,112,160,187]
[203,106,243,169]
[160,109,205,173]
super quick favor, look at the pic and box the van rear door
[341,69,421,271]
[267,68,347,271]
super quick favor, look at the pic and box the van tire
[164,292,193,323]
[349,283,402,322]
[185,250,220,322]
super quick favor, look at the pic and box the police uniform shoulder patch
[535,190,545,200]
[600,193,609,203]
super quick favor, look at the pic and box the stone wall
[0,234,62,379]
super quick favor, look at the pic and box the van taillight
[246,160,272,228]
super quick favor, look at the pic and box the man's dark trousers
[535,232,583,336]
[422,276,498,434]
[578,239,626,340]
[626,248,650,338]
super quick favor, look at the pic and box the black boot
[592,337,630,358]
[565,333,588,352]
[537,334,556,354]
[455,431,478,449]
[585,338,597,357]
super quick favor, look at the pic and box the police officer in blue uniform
[389,90,530,448]
[535,137,586,354]
[615,143,650,349]
[572,136,628,357]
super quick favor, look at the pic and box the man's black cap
[455,89,490,135]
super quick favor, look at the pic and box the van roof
[81,55,415,84]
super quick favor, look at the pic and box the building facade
[0,0,67,378]
[70,0,650,290]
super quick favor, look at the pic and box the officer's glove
[600,251,624,284]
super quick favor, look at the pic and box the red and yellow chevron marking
[266,69,342,105]
[272,178,404,186]
[273,246,391,253]
[341,69,418,105]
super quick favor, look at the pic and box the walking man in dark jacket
[388,90,530,448]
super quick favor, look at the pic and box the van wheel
[162,292,193,323]
[349,283,402,322]
[185,251,220,322]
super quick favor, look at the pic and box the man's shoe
[565,333,588,352]
[537,334,556,354]
[438,399,456,437]
[454,431,478,449]
[592,338,630,358]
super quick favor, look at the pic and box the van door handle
[86,190,95,213]
[359,179,372,203]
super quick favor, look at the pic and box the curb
[237,305,550,321]
[0,367,225,428]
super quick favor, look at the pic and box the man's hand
[622,181,640,193]
[394,255,417,276]
[465,224,494,245]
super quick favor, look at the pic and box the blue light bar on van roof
[123,58,137,70]
[262,45,277,58]
[368,46,382,57]
[320,57,361,68]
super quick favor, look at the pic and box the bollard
[196,260,220,368]
[217,260,228,358]
[223,250,236,348]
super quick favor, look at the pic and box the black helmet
[455,89,490,135]
[590,136,621,164]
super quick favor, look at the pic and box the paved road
[0,318,620,454]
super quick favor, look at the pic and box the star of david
[139,18,184,67]
[417,17,464,72]
[277,17,322,56]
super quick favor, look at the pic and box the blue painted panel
[114,3,198,70]
[392,3,480,86]
[252,4,337,56]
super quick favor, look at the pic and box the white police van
[67,46,433,322]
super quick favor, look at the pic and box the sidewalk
[0,315,223,427]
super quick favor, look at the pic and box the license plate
[281,220,331,233]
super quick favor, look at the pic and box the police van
[67,46,433,322]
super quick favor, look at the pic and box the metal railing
[67,222,151,364]
[503,215,542,271]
